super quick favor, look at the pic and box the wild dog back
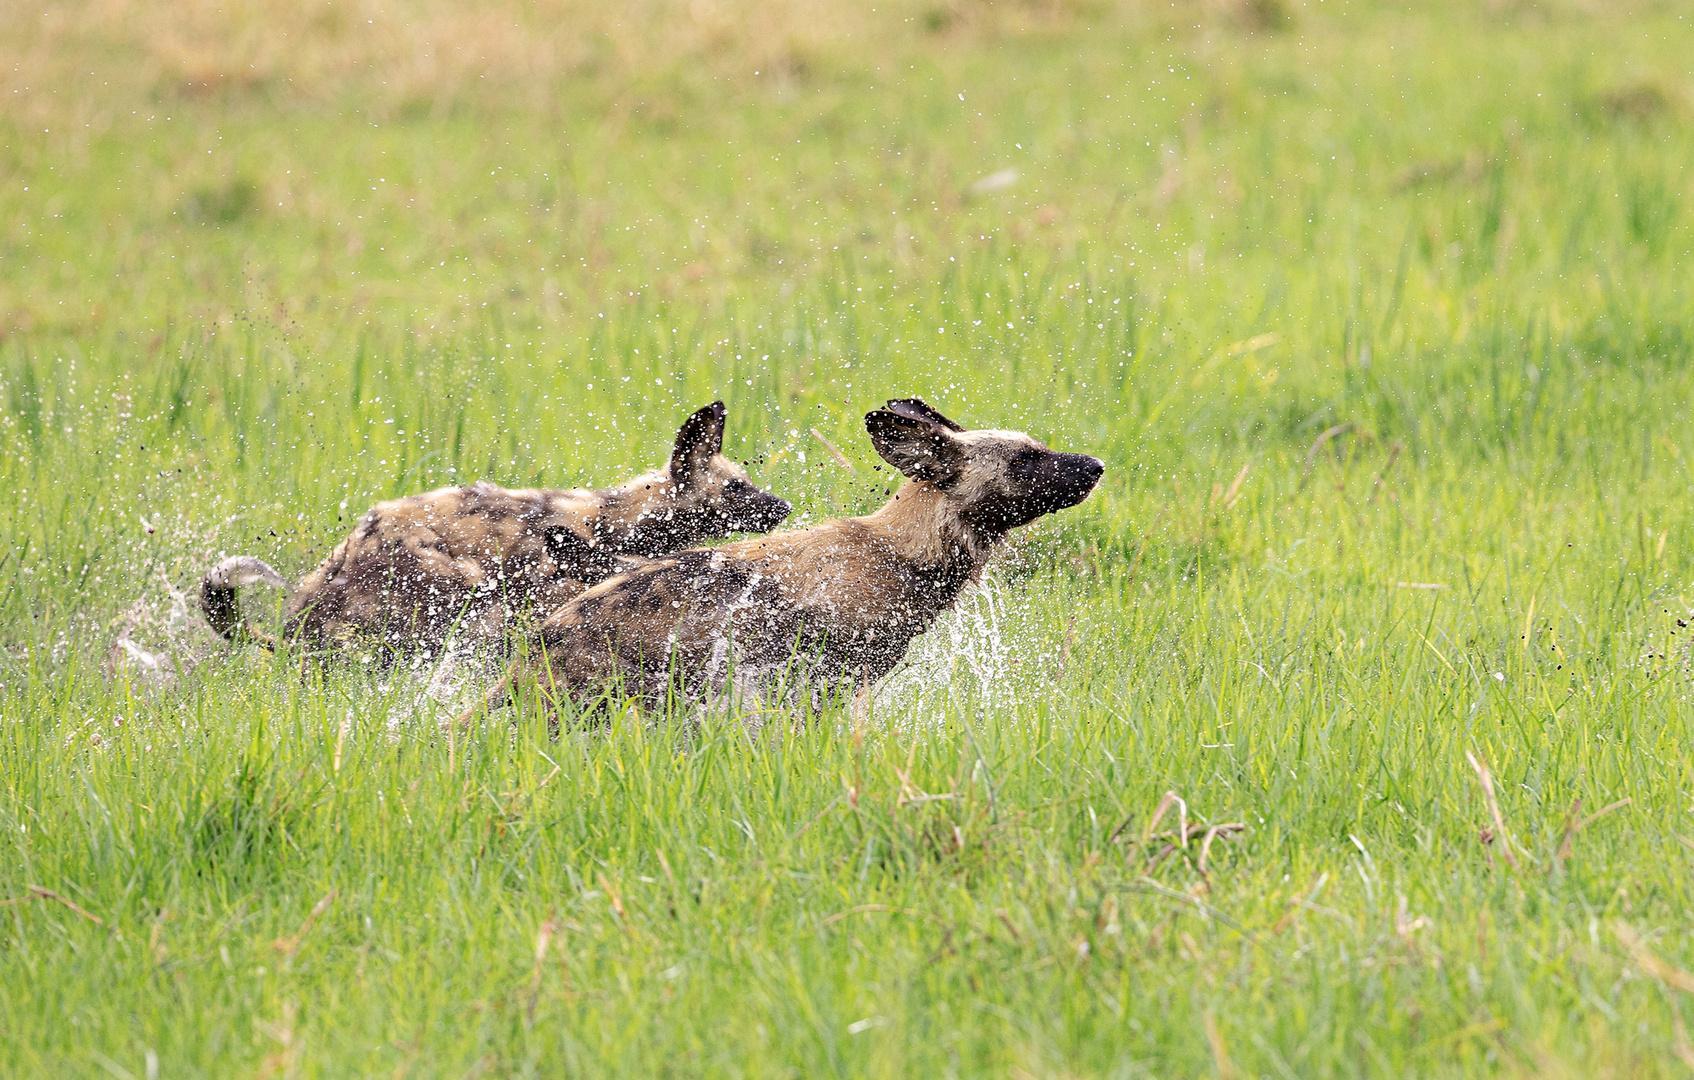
[217,401,791,660]
[287,481,629,659]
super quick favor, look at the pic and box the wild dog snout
[1042,452,1105,509]
[718,483,792,534]
[967,447,1105,533]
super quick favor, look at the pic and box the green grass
[3,0,1694,1075]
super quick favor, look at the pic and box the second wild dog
[200,401,791,661]
[470,397,1104,718]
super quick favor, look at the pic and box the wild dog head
[599,401,792,552]
[865,397,1104,537]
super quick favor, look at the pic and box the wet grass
[2,0,1694,1075]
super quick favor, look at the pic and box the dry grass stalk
[1299,423,1354,488]
[598,871,627,922]
[1196,823,1245,876]
[1675,1017,1694,1072]
[1204,1010,1236,1079]
[1394,894,1430,947]
[893,751,958,808]
[149,908,170,963]
[253,1000,299,1080]
[0,885,108,926]
[1613,921,1694,994]
[1555,796,1631,862]
[1106,791,1242,876]
[1465,751,1521,871]
[895,789,957,808]
[995,909,1022,941]
[1221,460,1251,509]
[1272,872,1329,935]
[1145,790,1185,846]
[526,917,561,1024]
[1108,790,1176,850]
[810,428,856,473]
[1369,439,1402,504]
[275,889,337,957]
[1147,821,1246,873]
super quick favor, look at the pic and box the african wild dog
[467,398,1104,718]
[200,401,791,661]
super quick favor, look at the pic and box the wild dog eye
[725,479,754,495]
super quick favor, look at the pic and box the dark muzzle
[1048,453,1105,510]
[738,493,793,533]
[972,450,1106,532]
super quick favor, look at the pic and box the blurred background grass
[3,0,1694,1075]
[3,0,1689,638]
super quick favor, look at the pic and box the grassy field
[3,0,1694,1075]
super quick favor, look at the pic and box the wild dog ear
[670,401,727,489]
[884,398,964,432]
[865,409,967,485]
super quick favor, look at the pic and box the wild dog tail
[200,556,288,648]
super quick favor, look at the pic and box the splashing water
[101,506,258,691]
[873,568,1043,723]
[371,637,507,732]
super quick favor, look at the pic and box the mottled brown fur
[201,401,790,661]
[472,398,1104,718]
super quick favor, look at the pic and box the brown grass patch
[1,0,1167,124]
